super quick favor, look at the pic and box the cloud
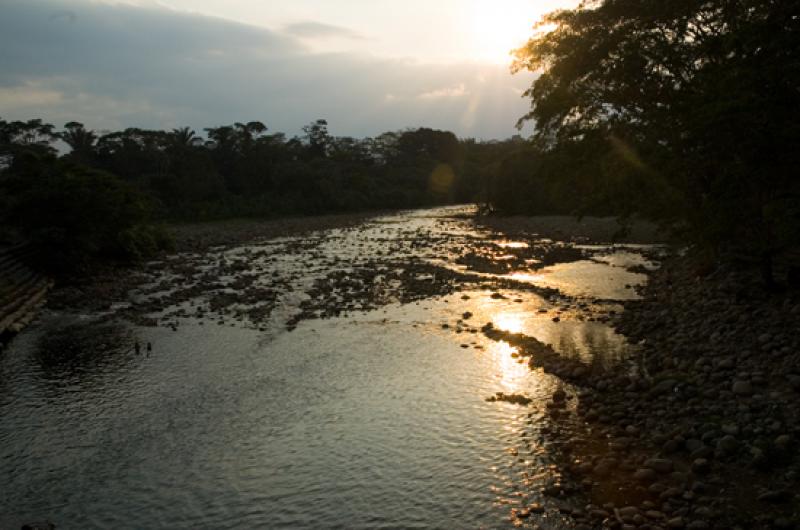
[418,84,468,99]
[0,0,535,139]
[282,21,365,41]
[0,82,63,107]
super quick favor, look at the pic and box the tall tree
[60,122,98,164]
[513,0,800,279]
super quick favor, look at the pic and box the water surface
[0,207,656,529]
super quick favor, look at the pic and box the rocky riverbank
[47,211,378,314]
[0,244,53,349]
[23,208,799,528]
[497,254,800,529]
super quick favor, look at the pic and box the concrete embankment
[0,243,52,347]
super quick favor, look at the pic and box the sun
[469,0,573,64]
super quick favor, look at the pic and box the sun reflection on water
[492,340,529,392]
[493,313,523,334]
[508,272,546,283]
[496,241,529,249]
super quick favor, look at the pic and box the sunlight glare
[470,0,532,63]
[493,340,529,392]
[469,0,580,63]
[494,313,524,334]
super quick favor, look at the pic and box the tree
[60,122,98,165]
[513,0,800,282]
[302,119,331,159]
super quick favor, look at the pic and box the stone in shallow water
[486,392,532,405]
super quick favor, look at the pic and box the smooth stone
[732,380,752,395]
[691,458,710,474]
[716,435,738,454]
[635,468,658,482]
[645,458,675,474]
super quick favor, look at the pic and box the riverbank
[503,253,800,529]
[10,208,797,528]
[47,211,379,313]
[0,244,53,349]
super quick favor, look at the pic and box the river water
[0,207,658,529]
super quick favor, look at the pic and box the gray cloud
[282,21,366,41]
[0,0,535,139]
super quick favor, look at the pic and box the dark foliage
[1,117,519,270]
[499,0,800,284]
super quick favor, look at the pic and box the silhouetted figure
[146,342,152,356]
[134,342,140,355]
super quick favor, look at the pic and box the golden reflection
[492,340,529,392]
[496,241,529,249]
[508,271,545,283]
[494,313,523,334]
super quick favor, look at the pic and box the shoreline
[15,209,799,528]
[511,253,800,529]
[46,210,384,314]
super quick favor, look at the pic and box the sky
[0,0,577,139]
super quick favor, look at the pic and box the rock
[686,521,709,529]
[715,435,738,455]
[772,517,796,529]
[757,490,792,504]
[634,468,658,483]
[625,425,640,436]
[721,424,739,435]
[528,502,545,513]
[691,458,710,474]
[662,439,681,454]
[666,516,685,528]
[593,460,615,477]
[690,446,713,460]
[685,439,705,453]
[486,392,532,405]
[660,487,683,500]
[552,389,567,403]
[651,379,677,396]
[732,380,752,395]
[775,434,792,450]
[645,458,674,474]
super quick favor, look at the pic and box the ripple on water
[0,206,654,529]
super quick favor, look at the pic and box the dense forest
[2,0,798,284]
[0,118,525,271]
[506,0,800,285]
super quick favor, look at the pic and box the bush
[1,154,171,272]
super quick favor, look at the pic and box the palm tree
[170,126,200,149]
[60,122,97,164]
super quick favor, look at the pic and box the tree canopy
[510,0,800,280]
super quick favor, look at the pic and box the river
[0,206,659,529]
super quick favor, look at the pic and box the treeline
[490,0,800,285]
[0,117,523,271]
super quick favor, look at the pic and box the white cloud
[0,83,63,107]
[417,84,468,100]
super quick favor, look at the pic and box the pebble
[645,458,674,474]
[732,380,753,395]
